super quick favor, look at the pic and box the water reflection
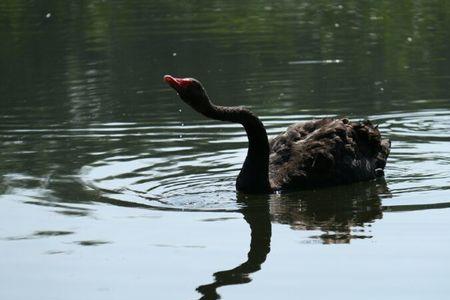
[196,180,388,299]
[271,180,389,243]
[197,195,271,300]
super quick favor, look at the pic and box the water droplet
[334,23,340,28]
[338,5,343,9]
[181,123,184,127]
[407,37,413,42]
[172,52,177,56]
[178,109,182,113]
[380,87,384,92]
[45,13,51,18]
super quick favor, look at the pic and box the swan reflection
[196,179,390,299]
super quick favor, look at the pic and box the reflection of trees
[196,180,389,299]
[1,1,449,113]
[1,1,449,178]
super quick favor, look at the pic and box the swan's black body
[164,75,391,194]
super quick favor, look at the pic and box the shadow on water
[195,179,389,299]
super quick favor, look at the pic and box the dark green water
[1,1,450,299]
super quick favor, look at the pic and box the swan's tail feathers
[352,120,391,176]
[375,138,391,171]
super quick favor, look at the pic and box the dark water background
[1,1,449,299]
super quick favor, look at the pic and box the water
[1,1,449,299]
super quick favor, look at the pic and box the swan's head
[164,75,210,110]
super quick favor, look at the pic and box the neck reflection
[196,194,272,300]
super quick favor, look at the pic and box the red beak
[164,75,192,90]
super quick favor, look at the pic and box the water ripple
[78,108,450,210]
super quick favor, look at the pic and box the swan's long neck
[192,99,272,193]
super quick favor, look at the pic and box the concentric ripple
[79,121,246,211]
[80,108,450,211]
[373,109,450,206]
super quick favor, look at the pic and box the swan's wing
[269,118,390,190]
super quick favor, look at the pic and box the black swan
[164,75,391,194]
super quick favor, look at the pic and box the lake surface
[1,1,449,299]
